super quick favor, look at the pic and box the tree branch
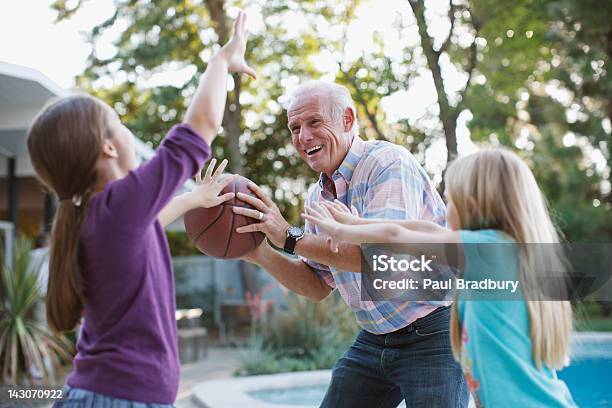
[204,0,243,173]
[363,105,387,141]
[205,0,229,43]
[459,38,478,103]
[408,0,457,159]
[458,7,480,104]
[341,69,387,140]
[439,1,456,54]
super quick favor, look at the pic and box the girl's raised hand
[189,158,236,208]
[218,11,256,79]
[302,202,343,253]
[322,199,361,225]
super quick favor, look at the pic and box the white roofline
[0,61,67,98]
[0,61,193,230]
[0,61,157,164]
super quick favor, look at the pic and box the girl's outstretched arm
[303,203,461,266]
[184,11,256,145]
[322,200,446,233]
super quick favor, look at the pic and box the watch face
[287,226,304,238]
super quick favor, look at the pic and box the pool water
[250,385,327,405]
[558,338,612,407]
[249,339,612,407]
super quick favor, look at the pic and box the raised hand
[188,158,236,208]
[302,202,344,253]
[218,11,256,79]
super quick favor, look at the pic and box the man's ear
[342,107,355,132]
[101,139,119,159]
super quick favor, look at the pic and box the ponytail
[47,195,92,332]
[27,95,109,333]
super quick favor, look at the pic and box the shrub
[237,292,358,375]
[0,238,73,385]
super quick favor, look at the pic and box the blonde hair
[445,147,572,370]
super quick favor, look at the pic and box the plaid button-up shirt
[301,136,448,334]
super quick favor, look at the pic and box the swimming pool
[193,332,612,408]
[557,333,612,407]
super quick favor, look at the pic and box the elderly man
[234,81,468,407]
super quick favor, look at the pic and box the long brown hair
[27,94,111,333]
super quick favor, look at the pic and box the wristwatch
[283,226,305,255]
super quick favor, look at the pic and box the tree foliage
[50,0,610,241]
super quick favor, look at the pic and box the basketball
[184,175,265,259]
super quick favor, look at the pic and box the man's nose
[298,127,314,144]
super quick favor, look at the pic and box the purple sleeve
[100,124,210,230]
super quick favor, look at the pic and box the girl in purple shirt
[27,11,255,407]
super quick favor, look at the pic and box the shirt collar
[318,135,366,188]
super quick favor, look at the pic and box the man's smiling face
[287,92,352,177]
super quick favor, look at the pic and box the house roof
[0,61,158,162]
[0,61,193,230]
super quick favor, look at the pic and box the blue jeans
[53,386,174,408]
[321,306,468,408]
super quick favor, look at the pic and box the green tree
[51,0,341,224]
[51,0,611,243]
[464,0,611,241]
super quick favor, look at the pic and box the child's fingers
[239,11,247,34]
[333,199,350,212]
[327,237,339,253]
[326,206,344,221]
[328,201,342,213]
[243,64,257,80]
[351,205,359,216]
[195,169,202,184]
[329,199,342,210]
[212,158,228,180]
[322,201,340,213]
[216,192,235,205]
[218,173,236,189]
[320,204,333,218]
[310,203,328,218]
[302,207,314,220]
[326,201,347,217]
[303,211,327,228]
[319,201,334,218]
[233,10,243,34]
[304,205,320,218]
[301,213,316,225]
[204,158,216,180]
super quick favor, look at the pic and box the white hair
[289,80,359,135]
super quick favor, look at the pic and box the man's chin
[307,162,326,174]
[304,156,330,174]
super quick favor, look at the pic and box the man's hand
[233,182,291,248]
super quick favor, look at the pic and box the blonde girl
[303,147,576,407]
